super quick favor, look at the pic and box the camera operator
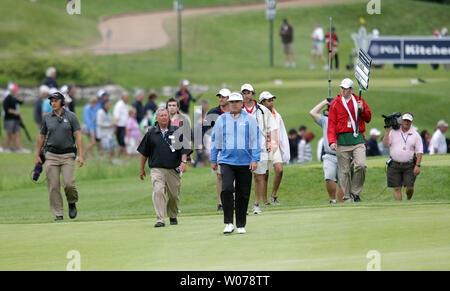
[382,113,423,201]
[35,90,84,221]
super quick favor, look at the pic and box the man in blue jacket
[210,92,261,235]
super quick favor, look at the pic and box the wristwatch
[415,164,421,167]
[181,160,187,164]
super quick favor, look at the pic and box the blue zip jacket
[210,109,261,166]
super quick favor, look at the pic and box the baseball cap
[340,78,354,89]
[241,83,255,93]
[402,113,414,122]
[369,128,381,136]
[259,91,276,103]
[96,89,110,98]
[48,89,65,100]
[7,82,19,93]
[216,88,231,98]
[228,92,243,102]
[181,79,190,86]
[437,120,448,127]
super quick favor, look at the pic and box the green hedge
[0,54,109,86]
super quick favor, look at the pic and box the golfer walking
[210,92,261,234]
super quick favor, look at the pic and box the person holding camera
[327,78,372,203]
[137,108,192,228]
[382,113,423,201]
[35,90,84,221]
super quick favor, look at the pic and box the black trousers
[220,164,252,228]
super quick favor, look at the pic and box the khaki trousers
[336,143,366,199]
[150,168,181,224]
[45,152,78,216]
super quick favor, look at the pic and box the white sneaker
[18,148,31,154]
[323,64,329,70]
[309,64,316,70]
[237,227,246,234]
[0,147,3,153]
[291,62,296,68]
[252,204,262,215]
[223,223,234,234]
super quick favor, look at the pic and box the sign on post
[266,0,277,20]
[355,49,372,91]
[173,0,184,12]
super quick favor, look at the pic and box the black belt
[46,146,76,155]
[391,160,414,166]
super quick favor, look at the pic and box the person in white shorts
[241,83,277,214]
[310,24,328,70]
[259,91,290,205]
[310,99,344,203]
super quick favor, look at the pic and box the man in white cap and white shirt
[203,88,230,211]
[210,92,260,234]
[327,78,372,203]
[382,112,423,200]
[430,120,448,155]
[258,91,290,205]
[241,83,277,214]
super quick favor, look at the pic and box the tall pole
[327,17,333,101]
[177,5,182,71]
[270,19,274,67]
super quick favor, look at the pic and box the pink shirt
[388,128,423,163]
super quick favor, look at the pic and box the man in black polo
[35,90,84,221]
[138,108,192,228]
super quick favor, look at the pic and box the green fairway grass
[1,0,450,271]
[1,204,449,270]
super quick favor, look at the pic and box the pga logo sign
[66,0,81,15]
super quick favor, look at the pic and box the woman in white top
[97,99,116,160]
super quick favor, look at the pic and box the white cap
[228,92,243,102]
[216,88,231,97]
[402,113,414,122]
[340,78,354,89]
[39,85,50,95]
[46,67,56,77]
[369,128,381,136]
[96,89,109,98]
[259,91,276,102]
[241,83,255,93]
[437,120,448,127]
[181,79,190,86]
[48,87,59,96]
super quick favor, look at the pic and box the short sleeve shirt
[315,115,335,155]
[41,110,81,151]
[388,128,423,163]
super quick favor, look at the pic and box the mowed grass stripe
[1,204,449,270]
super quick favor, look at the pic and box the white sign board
[355,49,372,90]
[173,0,184,12]
[266,0,277,20]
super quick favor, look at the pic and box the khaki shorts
[387,161,416,187]
[272,149,283,164]
[283,43,294,55]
